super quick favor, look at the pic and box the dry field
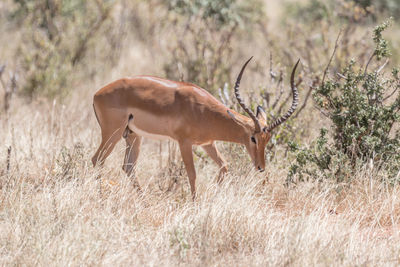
[1,0,400,266]
[1,96,400,265]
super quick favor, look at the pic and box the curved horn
[266,59,300,132]
[234,56,261,133]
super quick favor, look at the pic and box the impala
[92,57,300,198]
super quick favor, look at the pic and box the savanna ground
[1,0,400,265]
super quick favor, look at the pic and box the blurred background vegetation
[0,0,399,183]
[1,0,398,99]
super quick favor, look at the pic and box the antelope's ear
[256,106,267,121]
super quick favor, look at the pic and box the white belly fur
[126,109,213,146]
[128,123,172,140]
[127,109,173,141]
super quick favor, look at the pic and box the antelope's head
[230,57,300,172]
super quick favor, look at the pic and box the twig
[336,73,348,80]
[376,58,389,74]
[97,174,103,199]
[364,52,375,75]
[4,74,17,112]
[159,140,162,169]
[383,85,399,101]
[0,64,7,90]
[269,53,286,109]
[262,91,270,108]
[0,64,5,77]
[177,62,184,81]
[293,77,318,119]
[314,105,330,118]
[269,52,277,81]
[0,65,17,112]
[6,146,11,175]
[295,78,303,88]
[322,29,342,85]
[276,92,291,115]
[218,88,227,106]
[271,71,284,109]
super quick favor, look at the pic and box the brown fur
[92,75,271,199]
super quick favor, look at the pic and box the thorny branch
[322,29,342,85]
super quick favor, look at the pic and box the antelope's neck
[214,110,251,144]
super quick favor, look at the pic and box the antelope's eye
[251,136,256,144]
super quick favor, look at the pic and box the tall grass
[0,91,399,266]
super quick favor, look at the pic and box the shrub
[353,0,400,20]
[283,0,387,25]
[288,20,400,184]
[162,0,263,93]
[286,0,400,24]
[10,0,115,99]
[284,0,331,24]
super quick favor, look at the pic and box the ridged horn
[266,59,300,132]
[234,56,261,133]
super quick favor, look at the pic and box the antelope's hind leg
[122,128,142,179]
[92,130,125,167]
[92,109,126,167]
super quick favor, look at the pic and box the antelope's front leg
[178,140,197,200]
[202,142,228,183]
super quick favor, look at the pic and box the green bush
[162,0,263,93]
[288,20,400,184]
[353,0,400,20]
[284,0,331,23]
[284,0,400,24]
[11,0,115,99]
[167,0,260,28]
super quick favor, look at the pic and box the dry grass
[1,0,400,266]
[0,91,400,266]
